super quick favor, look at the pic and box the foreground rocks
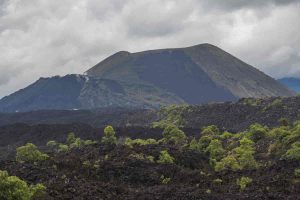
[1,143,299,200]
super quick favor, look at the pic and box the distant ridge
[278,77,300,92]
[0,43,295,112]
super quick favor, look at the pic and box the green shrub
[157,150,175,164]
[294,168,300,177]
[267,127,290,140]
[263,99,283,112]
[160,175,171,184]
[201,125,220,136]
[206,139,225,161]
[130,153,155,163]
[247,123,267,142]
[215,155,240,172]
[206,189,212,194]
[267,141,283,156]
[31,183,47,199]
[69,138,83,149]
[283,142,300,160]
[146,155,155,163]
[46,140,57,148]
[162,125,187,144]
[213,178,223,184]
[233,137,257,169]
[232,133,243,140]
[189,138,201,152]
[16,143,49,163]
[83,140,96,146]
[152,104,187,128]
[220,131,233,140]
[93,160,101,169]
[198,135,213,151]
[129,153,146,161]
[46,140,58,152]
[241,98,261,106]
[282,122,300,145]
[101,125,117,145]
[58,144,69,152]
[83,160,92,168]
[124,138,157,148]
[124,138,134,148]
[236,176,252,191]
[0,170,46,200]
[66,132,76,145]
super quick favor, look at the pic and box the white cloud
[0,0,300,97]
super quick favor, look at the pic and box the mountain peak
[0,43,295,112]
[86,43,294,99]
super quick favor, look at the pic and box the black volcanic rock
[0,43,295,112]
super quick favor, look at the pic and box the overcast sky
[0,0,300,98]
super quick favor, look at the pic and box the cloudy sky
[0,0,300,97]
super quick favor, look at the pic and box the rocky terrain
[1,95,300,130]
[0,121,299,200]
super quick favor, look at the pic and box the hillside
[278,78,300,92]
[0,44,295,112]
[1,96,300,149]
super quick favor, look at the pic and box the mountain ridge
[87,43,294,98]
[278,77,300,92]
[0,43,295,112]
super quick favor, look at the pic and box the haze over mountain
[0,43,295,113]
[278,78,300,93]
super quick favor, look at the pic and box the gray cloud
[0,0,300,97]
[200,0,300,11]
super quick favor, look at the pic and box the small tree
[295,168,300,177]
[157,150,175,164]
[46,140,58,152]
[101,125,117,145]
[198,135,213,151]
[233,137,257,169]
[69,138,83,149]
[215,155,240,172]
[16,143,49,163]
[189,138,201,152]
[247,123,267,142]
[160,175,171,184]
[201,125,220,136]
[283,123,300,145]
[162,125,186,144]
[46,140,57,148]
[0,170,46,200]
[283,142,300,161]
[66,132,76,145]
[206,139,225,161]
[220,131,233,140]
[236,176,252,191]
[58,144,69,152]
